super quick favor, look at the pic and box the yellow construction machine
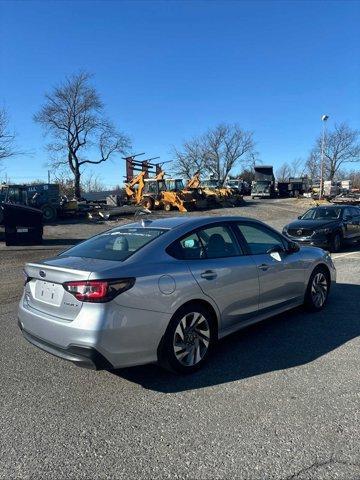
[182,172,217,209]
[201,178,243,207]
[125,170,192,212]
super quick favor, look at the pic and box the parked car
[18,216,336,374]
[283,205,360,252]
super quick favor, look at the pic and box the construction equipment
[0,183,70,222]
[226,178,251,196]
[125,171,191,212]
[201,179,243,207]
[181,172,214,209]
[251,166,276,199]
[277,182,290,198]
[331,192,360,205]
[124,171,146,205]
[288,177,311,197]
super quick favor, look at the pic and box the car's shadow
[111,282,360,393]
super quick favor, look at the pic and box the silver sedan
[18,216,336,373]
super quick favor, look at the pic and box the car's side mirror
[286,241,300,253]
[298,215,302,220]
[267,244,285,254]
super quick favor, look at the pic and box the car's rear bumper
[18,320,111,369]
[17,294,172,369]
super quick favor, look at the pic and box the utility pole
[319,114,329,200]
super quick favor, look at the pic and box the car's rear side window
[167,224,242,260]
[60,227,166,261]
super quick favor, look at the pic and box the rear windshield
[301,207,342,220]
[60,227,166,261]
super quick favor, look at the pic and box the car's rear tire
[158,304,215,374]
[329,232,341,253]
[304,266,330,311]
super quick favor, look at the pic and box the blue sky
[1,0,359,186]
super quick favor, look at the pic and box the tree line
[1,71,360,197]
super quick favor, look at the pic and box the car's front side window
[198,225,242,258]
[236,223,285,255]
[167,224,242,260]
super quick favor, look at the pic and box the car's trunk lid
[23,256,122,320]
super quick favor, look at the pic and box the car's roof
[122,215,259,231]
[312,205,349,209]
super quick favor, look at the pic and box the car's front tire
[158,304,215,374]
[329,232,342,253]
[304,266,330,311]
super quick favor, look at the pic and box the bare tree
[171,138,207,179]
[348,170,360,189]
[305,150,321,180]
[243,151,262,171]
[34,72,131,199]
[82,172,106,192]
[277,158,305,181]
[232,168,254,184]
[290,157,305,177]
[276,162,292,182]
[0,108,18,161]
[204,124,255,185]
[172,124,255,185]
[308,123,360,181]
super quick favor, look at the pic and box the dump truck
[251,166,276,199]
[0,183,64,222]
[288,177,311,197]
[277,182,290,198]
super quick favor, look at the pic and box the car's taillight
[63,278,135,303]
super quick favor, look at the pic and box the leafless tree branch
[34,72,131,198]
[172,123,256,185]
[306,123,360,181]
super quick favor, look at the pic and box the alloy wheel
[173,312,210,366]
[311,272,328,308]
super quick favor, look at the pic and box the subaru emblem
[39,270,46,278]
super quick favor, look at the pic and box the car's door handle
[258,264,270,271]
[200,270,217,280]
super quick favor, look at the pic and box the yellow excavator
[125,170,191,212]
[184,171,243,207]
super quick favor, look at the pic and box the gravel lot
[0,198,359,479]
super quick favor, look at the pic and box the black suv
[282,205,360,252]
